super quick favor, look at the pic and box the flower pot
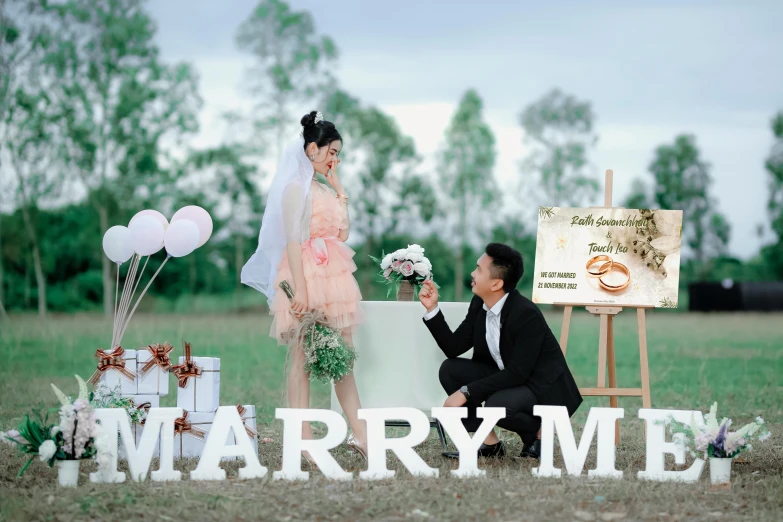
[709,457,732,485]
[397,281,415,302]
[57,460,80,487]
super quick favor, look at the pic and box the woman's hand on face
[325,157,343,193]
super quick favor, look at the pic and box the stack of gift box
[92,342,257,460]
[172,342,258,459]
[92,344,173,458]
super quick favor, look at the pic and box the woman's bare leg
[333,330,367,451]
[287,342,313,440]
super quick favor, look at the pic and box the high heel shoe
[346,434,367,460]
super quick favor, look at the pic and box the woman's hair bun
[300,110,341,150]
[300,111,318,127]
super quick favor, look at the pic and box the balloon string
[112,256,132,350]
[111,263,119,350]
[117,255,170,346]
[118,255,138,342]
[124,255,149,329]
[118,254,141,345]
[112,255,138,350]
[114,254,140,349]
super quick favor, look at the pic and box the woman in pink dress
[241,111,367,460]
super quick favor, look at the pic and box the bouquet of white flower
[1,375,111,481]
[665,402,772,460]
[370,244,437,300]
[91,383,148,425]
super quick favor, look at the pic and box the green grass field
[1,311,781,521]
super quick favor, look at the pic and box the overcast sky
[146,0,783,259]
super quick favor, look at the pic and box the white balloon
[129,215,165,256]
[171,206,213,248]
[102,226,135,264]
[164,220,200,258]
[129,209,169,231]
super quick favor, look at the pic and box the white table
[330,301,471,416]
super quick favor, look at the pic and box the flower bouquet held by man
[370,244,437,301]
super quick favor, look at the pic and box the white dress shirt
[424,293,508,370]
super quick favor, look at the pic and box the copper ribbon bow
[134,401,152,426]
[87,346,136,385]
[170,341,202,388]
[140,342,175,376]
[174,411,206,440]
[236,405,258,439]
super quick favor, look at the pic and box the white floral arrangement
[1,375,111,478]
[370,244,436,297]
[91,383,148,425]
[664,402,772,460]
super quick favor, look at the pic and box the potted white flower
[370,244,437,301]
[666,402,772,485]
[1,375,111,487]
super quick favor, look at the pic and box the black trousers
[439,358,541,445]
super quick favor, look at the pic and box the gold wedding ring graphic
[598,262,631,292]
[586,255,613,277]
[586,256,631,292]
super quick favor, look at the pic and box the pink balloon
[171,205,212,248]
[164,219,200,258]
[129,215,165,256]
[102,226,134,264]
[130,209,169,230]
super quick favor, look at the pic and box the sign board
[532,207,683,308]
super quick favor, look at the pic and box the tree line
[1,0,781,318]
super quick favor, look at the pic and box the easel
[556,170,652,444]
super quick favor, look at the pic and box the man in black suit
[420,243,582,459]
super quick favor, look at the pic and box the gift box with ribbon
[88,347,138,395]
[223,404,258,460]
[173,409,211,459]
[172,342,220,412]
[136,342,174,396]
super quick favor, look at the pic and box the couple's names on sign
[570,213,650,229]
[91,406,706,484]
[571,213,642,257]
[588,242,629,255]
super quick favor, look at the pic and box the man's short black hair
[485,243,524,293]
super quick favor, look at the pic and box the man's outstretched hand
[419,280,439,313]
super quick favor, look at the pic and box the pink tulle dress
[270,181,364,344]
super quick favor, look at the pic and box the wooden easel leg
[597,314,608,388]
[607,316,620,445]
[637,308,651,409]
[559,306,573,355]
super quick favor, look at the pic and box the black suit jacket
[423,290,583,415]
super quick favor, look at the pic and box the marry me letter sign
[532,207,683,308]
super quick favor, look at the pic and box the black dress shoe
[442,440,506,460]
[519,440,541,459]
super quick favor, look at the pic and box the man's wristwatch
[459,385,470,400]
